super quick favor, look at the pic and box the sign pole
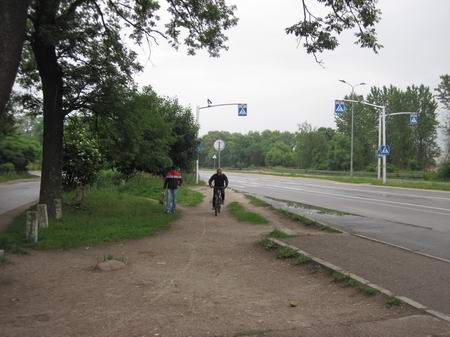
[218,143,221,168]
[196,106,200,184]
[378,112,382,180]
[350,99,354,177]
[382,106,387,184]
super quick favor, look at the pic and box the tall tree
[0,0,31,114]
[20,0,238,216]
[436,74,450,159]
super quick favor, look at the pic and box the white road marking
[265,185,450,214]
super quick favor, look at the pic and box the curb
[267,238,450,324]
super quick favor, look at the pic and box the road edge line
[268,238,450,324]
[353,234,450,265]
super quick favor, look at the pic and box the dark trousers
[213,187,225,207]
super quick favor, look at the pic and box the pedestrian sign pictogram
[378,145,390,156]
[335,101,346,115]
[238,104,247,116]
[410,114,418,126]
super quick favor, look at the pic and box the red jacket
[164,169,183,189]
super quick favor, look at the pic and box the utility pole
[339,80,366,177]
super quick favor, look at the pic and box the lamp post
[339,80,366,177]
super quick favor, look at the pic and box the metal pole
[195,106,200,184]
[218,143,221,168]
[382,106,387,184]
[350,89,354,177]
[377,112,381,180]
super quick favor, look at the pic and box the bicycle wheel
[214,195,219,216]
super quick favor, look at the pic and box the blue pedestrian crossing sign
[335,101,346,115]
[378,145,391,156]
[238,104,247,116]
[410,114,418,126]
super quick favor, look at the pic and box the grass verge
[0,172,37,183]
[0,172,203,252]
[244,194,271,207]
[228,202,270,224]
[268,228,293,239]
[386,296,402,307]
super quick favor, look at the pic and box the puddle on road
[264,196,357,217]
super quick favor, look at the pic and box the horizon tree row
[199,83,444,172]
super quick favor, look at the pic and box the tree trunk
[32,1,64,217]
[0,0,31,114]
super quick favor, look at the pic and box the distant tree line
[200,84,445,173]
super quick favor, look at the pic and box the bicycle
[212,186,225,216]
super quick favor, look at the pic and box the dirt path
[1,188,450,337]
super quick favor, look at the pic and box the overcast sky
[135,0,450,137]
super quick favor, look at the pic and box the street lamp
[339,80,366,177]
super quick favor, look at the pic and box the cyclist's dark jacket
[164,169,183,189]
[209,173,228,188]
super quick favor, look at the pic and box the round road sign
[213,139,225,152]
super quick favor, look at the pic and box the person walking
[163,167,183,214]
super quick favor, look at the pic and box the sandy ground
[1,188,450,337]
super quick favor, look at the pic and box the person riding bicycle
[208,168,229,209]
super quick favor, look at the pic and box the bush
[0,162,15,173]
[437,160,450,180]
[386,163,398,173]
[0,136,41,172]
[63,120,103,190]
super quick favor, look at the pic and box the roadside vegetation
[0,171,37,184]
[0,171,203,252]
[245,194,271,207]
[228,202,269,224]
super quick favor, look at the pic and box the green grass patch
[0,211,33,254]
[228,202,269,224]
[257,238,278,251]
[273,208,341,233]
[386,296,402,307]
[0,172,203,252]
[245,194,271,207]
[37,189,177,250]
[331,271,351,283]
[0,172,36,183]
[359,285,379,296]
[276,246,299,259]
[293,254,312,265]
[268,228,292,239]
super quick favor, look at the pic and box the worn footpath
[1,188,450,337]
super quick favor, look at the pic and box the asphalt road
[0,178,40,215]
[201,170,450,260]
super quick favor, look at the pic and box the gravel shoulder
[1,188,449,337]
